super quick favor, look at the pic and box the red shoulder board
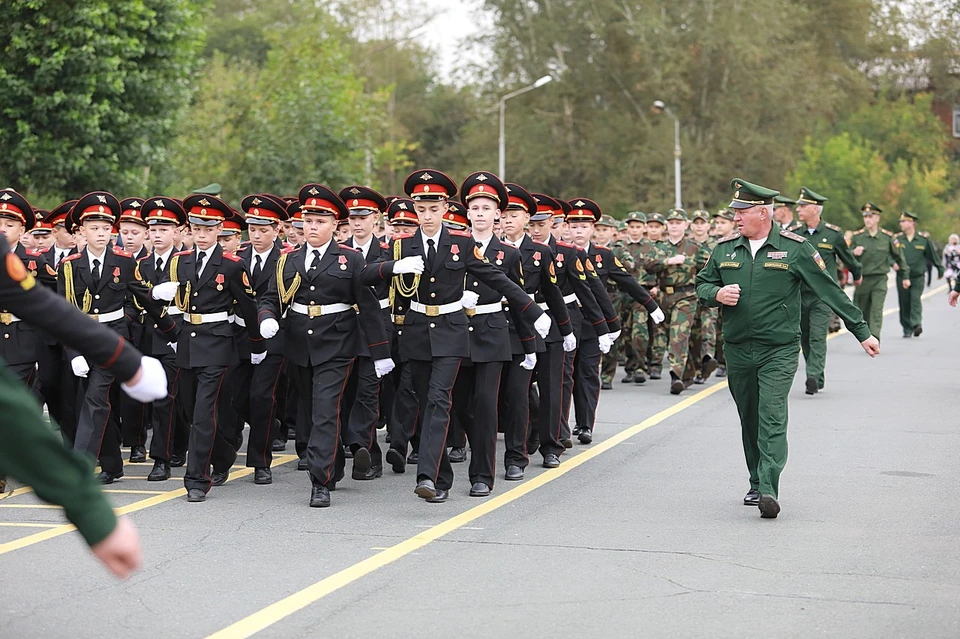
[339,244,359,253]
[24,248,41,257]
[824,222,842,232]
[61,253,83,263]
[557,241,576,248]
[394,232,414,240]
[449,230,471,238]
[174,250,193,257]
[881,228,894,237]
[39,247,52,255]
[137,254,151,262]
[380,241,390,250]
[222,252,241,262]
[112,246,133,258]
[281,246,298,255]
[533,240,550,248]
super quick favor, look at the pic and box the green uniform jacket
[895,231,942,279]
[789,221,862,283]
[646,237,712,289]
[849,227,908,277]
[696,225,872,346]
[623,239,658,287]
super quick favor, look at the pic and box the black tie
[252,255,262,282]
[309,249,321,271]
[196,251,205,277]
[426,238,436,270]
[155,257,164,273]
[92,258,101,283]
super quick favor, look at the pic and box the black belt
[662,284,696,295]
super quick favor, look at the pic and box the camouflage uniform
[622,238,658,379]
[647,238,670,377]
[600,238,635,384]
[685,234,718,382]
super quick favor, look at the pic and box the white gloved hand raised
[120,356,168,402]
[520,353,537,370]
[251,352,266,365]
[597,334,613,354]
[71,356,90,378]
[374,358,396,378]
[562,333,577,352]
[259,318,279,339]
[460,290,479,310]
[151,281,179,301]
[533,314,552,339]
[393,256,424,275]
[650,307,665,324]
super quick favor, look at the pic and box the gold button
[307,329,313,335]
[309,301,316,305]
[429,323,436,328]
[190,332,196,337]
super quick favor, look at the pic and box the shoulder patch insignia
[46,263,57,277]
[241,271,251,288]
[585,259,595,272]
[718,232,742,243]
[339,244,359,253]
[824,222,842,232]
[812,250,827,271]
[779,230,806,243]
[6,252,27,282]
[450,230,471,238]
[222,252,241,262]
[62,253,82,263]
[473,245,485,261]
[575,258,584,273]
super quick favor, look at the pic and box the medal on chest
[339,254,348,270]
[496,250,504,265]
[533,251,541,267]
[26,260,36,276]
[215,273,224,290]
[594,254,603,269]
[113,266,121,283]
[451,244,460,261]
[556,252,564,268]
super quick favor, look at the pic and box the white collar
[305,239,332,259]
[252,245,273,263]
[420,228,442,246]
[87,248,106,270]
[353,235,374,256]
[154,247,173,265]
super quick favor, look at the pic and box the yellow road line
[0,487,34,501]
[101,489,169,495]
[0,523,60,529]
[0,454,299,557]
[205,382,730,639]
[0,504,60,509]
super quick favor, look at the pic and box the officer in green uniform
[895,211,943,337]
[696,178,878,519]
[621,211,658,383]
[849,203,909,339]
[791,187,861,395]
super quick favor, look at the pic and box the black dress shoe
[578,428,593,444]
[561,438,573,449]
[354,465,383,481]
[716,366,726,377]
[309,485,331,508]
[352,447,372,479]
[601,381,613,390]
[505,465,524,481]
[129,446,146,463]
[913,324,923,337]
[670,377,684,395]
[743,488,760,506]
[426,489,448,503]
[271,439,286,452]
[758,494,780,519]
[297,457,308,471]
[805,376,818,395]
[407,452,419,465]
[572,425,582,437]
[415,478,437,500]
[211,470,229,486]
[649,371,662,380]
[254,468,272,485]
[542,454,561,469]
[287,427,296,439]
[386,448,406,474]
[147,460,171,482]
[97,470,123,484]
[448,447,467,463]
[169,454,185,468]
[693,376,705,385]
[634,372,647,384]
[187,488,206,502]
[469,482,491,497]
[701,356,718,380]
[621,373,634,383]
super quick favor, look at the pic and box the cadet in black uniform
[257,184,393,508]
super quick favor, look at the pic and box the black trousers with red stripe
[180,365,239,493]
[232,355,286,469]
[410,357,461,491]
[343,356,383,467]
[533,341,567,458]
[573,337,601,434]
[293,358,353,489]
[149,353,188,463]
[500,354,535,470]
[450,360,501,489]
[73,365,123,475]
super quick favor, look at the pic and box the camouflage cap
[595,214,618,228]
[691,209,710,222]
[646,212,666,225]
[625,211,646,223]
[616,220,627,231]
[665,208,688,222]
[714,208,736,221]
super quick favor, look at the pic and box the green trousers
[800,296,830,387]
[725,341,799,499]
[853,275,888,339]
[897,275,924,334]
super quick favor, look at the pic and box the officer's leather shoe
[271,439,286,452]
[186,489,206,503]
[426,489,448,503]
[448,446,467,463]
[578,428,593,444]
[542,454,561,469]
[309,485,331,508]
[649,371,662,380]
[716,366,726,378]
[469,482,491,497]
[701,356,718,380]
[758,494,780,519]
[414,478,437,500]
[621,373,634,383]
[601,381,613,390]
[805,376,818,395]
[211,470,229,486]
[297,457,308,471]
[505,465,524,481]
[147,460,171,482]
[352,447,372,479]
[406,452,419,465]
[97,470,123,485]
[354,465,382,481]
[169,454,185,468]
[386,448,406,474]
[914,325,923,337]
[254,468,272,485]
[670,378,684,395]
[129,446,146,463]
[561,438,573,449]
[572,426,582,437]
[634,372,647,384]
[743,488,760,506]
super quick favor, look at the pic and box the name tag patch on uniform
[817,242,833,250]
[766,251,787,260]
[719,261,741,269]
[763,262,789,270]
[914,245,924,250]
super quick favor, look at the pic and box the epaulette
[380,241,390,250]
[222,252,241,262]
[779,229,806,243]
[24,248,41,257]
[893,232,904,238]
[281,246,298,255]
[594,245,613,254]
[533,240,550,247]
[824,222,842,232]
[920,231,930,238]
[174,250,192,257]
[881,228,894,237]
[394,232,414,240]
[852,228,865,235]
[137,254,151,262]
[61,253,82,263]
[112,246,133,258]
[717,232,742,243]
[339,244,359,253]
[39,247,52,255]
[557,241,576,249]
[449,230,471,238]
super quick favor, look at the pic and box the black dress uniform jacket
[515,235,572,348]
[0,244,55,366]
[237,244,284,356]
[344,235,391,359]
[548,237,613,338]
[467,236,532,362]
[134,253,181,357]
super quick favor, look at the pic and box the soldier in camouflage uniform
[684,210,720,384]
[644,209,712,394]
[645,213,669,379]
[710,209,737,377]
[596,215,634,389]
[621,211,658,384]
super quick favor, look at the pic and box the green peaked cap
[774,195,796,206]
[861,202,882,214]
[900,211,919,221]
[797,186,827,205]
[193,183,223,197]
[729,178,779,209]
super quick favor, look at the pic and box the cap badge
[476,174,488,182]
[308,187,319,195]
[199,198,210,206]
[574,200,585,207]
[0,193,10,201]
[97,195,107,203]
[155,200,164,207]
[398,202,407,210]
[420,173,433,181]
[349,188,361,195]
[130,201,141,208]
[251,197,262,205]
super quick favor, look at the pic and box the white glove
[374,358,396,378]
[562,333,577,352]
[597,334,613,354]
[520,353,537,370]
[166,341,178,354]
[259,318,279,339]
[393,256,425,275]
[71,356,90,378]
[609,329,622,342]
[534,314,552,339]
[650,307,665,324]
[120,356,168,402]
[151,281,179,301]
[251,352,266,365]
[460,290,479,310]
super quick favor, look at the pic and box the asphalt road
[1,282,958,638]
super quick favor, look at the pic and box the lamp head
[652,100,665,114]
[534,75,553,88]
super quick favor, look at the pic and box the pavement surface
[1,282,958,638]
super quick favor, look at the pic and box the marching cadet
[596,214,634,390]
[257,184,393,508]
[645,213,669,379]
[30,212,56,253]
[895,211,942,337]
[338,185,392,481]
[218,210,245,253]
[686,209,720,384]
[566,198,663,442]
[791,187,861,394]
[233,194,290,485]
[360,169,550,503]
[59,192,174,483]
[439,200,470,462]
[150,193,266,502]
[621,211,658,384]
[644,209,712,394]
[498,186,575,473]
[711,209,738,378]
[849,203,909,339]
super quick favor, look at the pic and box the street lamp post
[652,100,682,210]
[498,75,553,181]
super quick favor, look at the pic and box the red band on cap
[411,184,449,197]
[0,203,25,223]
[347,198,380,211]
